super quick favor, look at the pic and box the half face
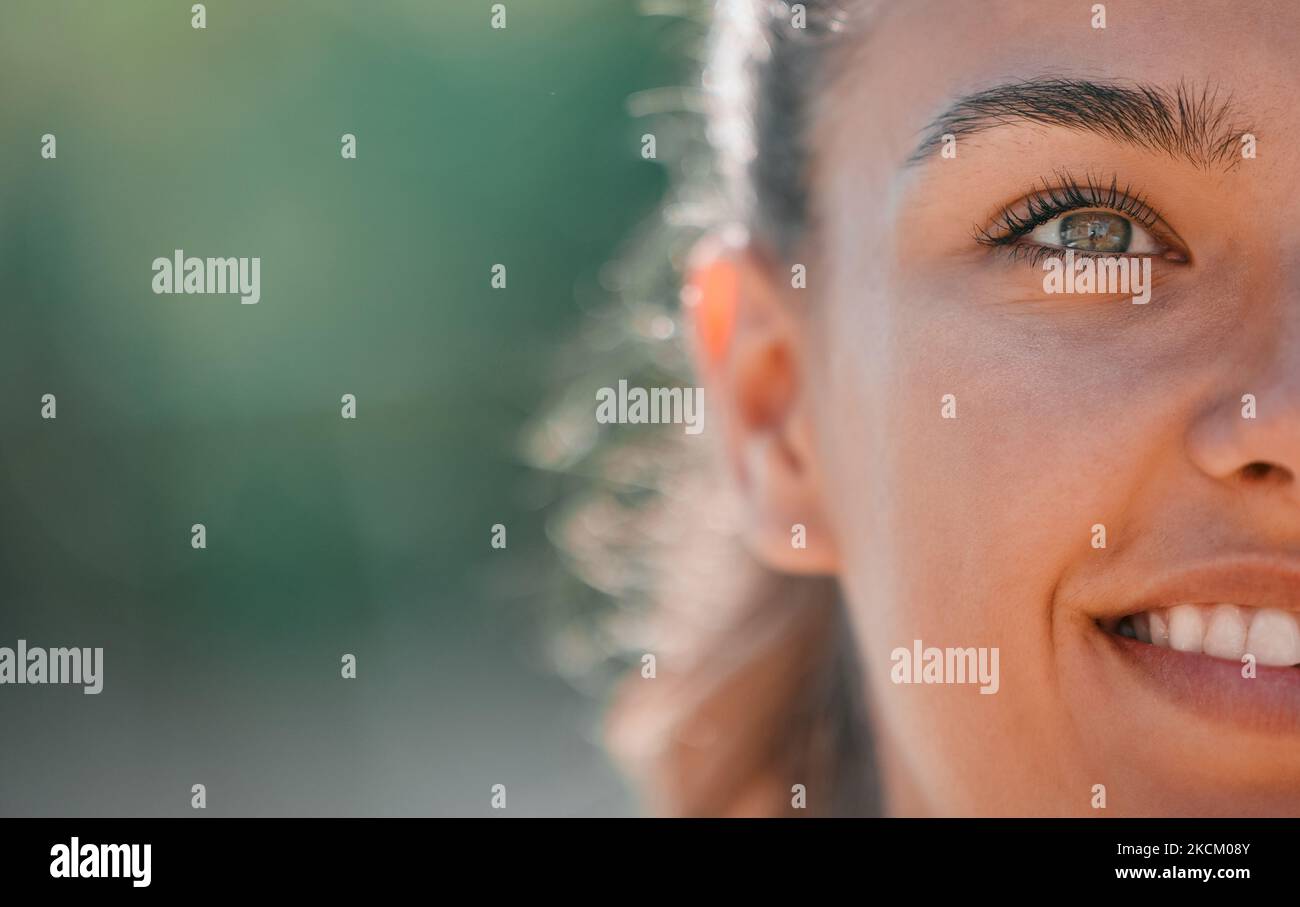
[807,0,1300,815]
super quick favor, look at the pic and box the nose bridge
[1251,256,1300,403]
[1239,297,1300,461]
[1186,260,1300,489]
[1250,391,1300,460]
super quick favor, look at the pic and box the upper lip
[1087,553,1300,628]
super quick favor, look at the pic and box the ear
[682,236,838,575]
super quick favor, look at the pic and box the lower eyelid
[990,242,1184,268]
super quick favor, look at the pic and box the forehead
[814,0,1296,183]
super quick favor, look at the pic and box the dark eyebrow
[907,78,1253,169]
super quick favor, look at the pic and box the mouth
[1101,604,1300,667]
[1086,558,1300,734]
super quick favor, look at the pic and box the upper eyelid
[974,172,1167,246]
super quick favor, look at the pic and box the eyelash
[974,171,1168,265]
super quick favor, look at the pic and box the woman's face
[805,0,1300,815]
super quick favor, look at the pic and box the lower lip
[1105,628,1300,734]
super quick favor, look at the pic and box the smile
[1105,604,1300,666]
[1086,557,1300,734]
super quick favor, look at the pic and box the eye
[974,172,1191,264]
[1027,208,1163,255]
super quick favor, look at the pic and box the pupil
[1059,211,1130,252]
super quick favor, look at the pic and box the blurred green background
[0,0,687,815]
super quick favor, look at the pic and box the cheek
[811,271,1218,810]
[824,267,1219,638]
[820,293,1134,638]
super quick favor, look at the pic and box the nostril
[1240,461,1294,484]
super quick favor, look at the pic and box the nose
[1187,385,1300,506]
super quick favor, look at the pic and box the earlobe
[683,241,839,576]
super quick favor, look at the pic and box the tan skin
[689,0,1300,815]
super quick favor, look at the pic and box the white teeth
[1148,609,1170,647]
[1203,604,1248,660]
[1168,604,1204,654]
[1244,608,1300,667]
[1122,603,1300,667]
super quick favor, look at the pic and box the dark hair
[529,0,877,816]
[709,0,862,255]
